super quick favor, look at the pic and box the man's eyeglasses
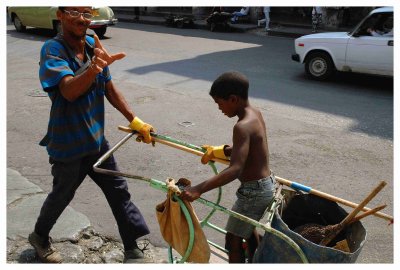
[63,10,93,19]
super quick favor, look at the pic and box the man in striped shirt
[29,6,153,263]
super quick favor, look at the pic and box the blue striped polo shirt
[39,34,111,161]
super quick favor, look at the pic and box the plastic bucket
[253,192,367,263]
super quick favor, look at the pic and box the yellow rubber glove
[201,145,228,164]
[129,117,155,145]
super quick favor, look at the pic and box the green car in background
[7,6,118,38]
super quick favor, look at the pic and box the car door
[345,11,393,76]
[14,7,36,26]
[33,7,54,29]
[346,35,393,76]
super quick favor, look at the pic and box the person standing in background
[258,7,271,31]
[312,6,323,32]
[134,7,140,21]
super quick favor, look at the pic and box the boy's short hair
[210,71,249,100]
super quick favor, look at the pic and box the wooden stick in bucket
[319,181,387,246]
[349,204,387,224]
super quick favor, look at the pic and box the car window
[380,15,393,36]
[355,12,393,36]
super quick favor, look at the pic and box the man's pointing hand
[92,34,126,68]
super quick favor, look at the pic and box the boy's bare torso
[236,107,270,182]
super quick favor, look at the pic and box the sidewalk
[115,12,257,33]
[6,168,227,263]
[114,12,352,38]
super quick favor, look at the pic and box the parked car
[7,6,118,38]
[292,7,393,80]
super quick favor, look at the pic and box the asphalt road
[6,21,394,263]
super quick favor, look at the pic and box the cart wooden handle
[118,125,230,164]
[118,125,393,223]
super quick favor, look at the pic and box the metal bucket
[253,191,367,263]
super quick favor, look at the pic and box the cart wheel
[168,246,177,263]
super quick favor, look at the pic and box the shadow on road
[118,25,393,139]
[7,23,393,140]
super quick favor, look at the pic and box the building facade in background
[112,7,376,30]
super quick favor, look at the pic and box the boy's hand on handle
[129,117,155,146]
[180,186,201,202]
[201,144,228,164]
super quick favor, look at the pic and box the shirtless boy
[180,71,275,263]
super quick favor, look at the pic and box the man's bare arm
[58,67,100,101]
[105,80,135,122]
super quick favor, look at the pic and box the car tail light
[298,43,304,47]
[92,9,100,17]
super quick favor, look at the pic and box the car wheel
[305,52,334,80]
[53,21,62,36]
[94,27,107,38]
[13,15,26,32]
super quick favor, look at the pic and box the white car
[292,7,393,80]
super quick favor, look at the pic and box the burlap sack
[156,178,210,263]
